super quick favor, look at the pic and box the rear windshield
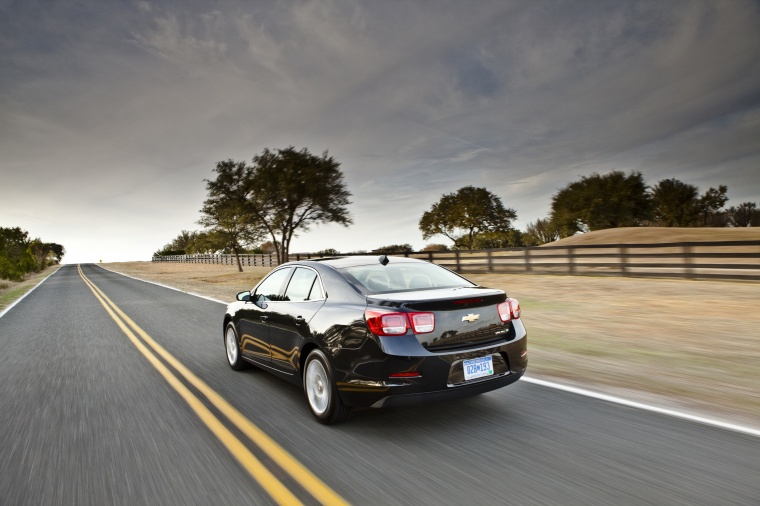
[339,262,475,293]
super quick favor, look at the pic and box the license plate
[463,356,494,381]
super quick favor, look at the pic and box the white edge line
[97,265,228,305]
[96,265,760,439]
[0,268,62,319]
[521,376,760,438]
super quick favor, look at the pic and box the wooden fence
[152,253,278,268]
[153,240,760,281]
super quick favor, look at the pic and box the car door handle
[294,316,305,326]
[260,316,269,322]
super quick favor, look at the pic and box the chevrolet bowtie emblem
[462,313,480,323]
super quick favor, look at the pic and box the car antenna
[378,254,389,266]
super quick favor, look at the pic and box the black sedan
[223,255,527,424]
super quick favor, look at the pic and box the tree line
[526,171,759,245]
[418,171,758,248]
[0,227,65,281]
[155,148,759,268]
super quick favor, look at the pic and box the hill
[546,227,760,247]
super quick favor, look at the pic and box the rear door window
[284,267,324,302]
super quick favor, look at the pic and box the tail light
[365,309,435,336]
[410,313,434,333]
[497,298,521,322]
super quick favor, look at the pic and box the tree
[27,240,65,270]
[155,230,195,256]
[727,202,760,227]
[550,171,651,234]
[697,185,728,226]
[258,241,277,255]
[649,180,728,227]
[419,186,517,250]
[0,228,64,280]
[48,243,65,263]
[248,147,352,265]
[29,240,51,271]
[471,229,524,249]
[190,231,223,254]
[421,243,449,252]
[373,244,414,254]
[154,230,222,257]
[199,160,264,271]
[523,218,562,246]
[650,178,700,226]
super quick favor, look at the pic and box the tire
[225,323,248,371]
[303,349,351,424]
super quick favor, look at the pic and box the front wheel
[303,349,351,424]
[225,323,248,371]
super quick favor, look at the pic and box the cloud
[1,0,759,262]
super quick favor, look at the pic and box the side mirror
[236,291,251,302]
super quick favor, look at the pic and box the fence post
[684,244,693,279]
[455,250,461,272]
[568,247,575,275]
[620,246,628,276]
[487,249,493,272]
[524,248,532,273]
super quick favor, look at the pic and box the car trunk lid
[367,287,510,351]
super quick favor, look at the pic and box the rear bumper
[332,321,527,408]
[369,369,525,408]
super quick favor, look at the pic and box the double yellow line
[78,265,349,506]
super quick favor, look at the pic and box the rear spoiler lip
[366,287,506,309]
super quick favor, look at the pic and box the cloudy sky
[2,0,759,264]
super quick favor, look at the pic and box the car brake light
[410,312,434,334]
[367,311,407,335]
[453,298,483,305]
[497,298,521,322]
[509,298,521,319]
[365,310,435,336]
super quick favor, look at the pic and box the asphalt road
[1,264,758,505]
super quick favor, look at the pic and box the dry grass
[105,261,272,302]
[468,273,760,428]
[550,226,760,246]
[0,266,61,312]
[102,258,760,429]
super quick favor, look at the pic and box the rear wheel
[225,323,248,371]
[304,349,351,424]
